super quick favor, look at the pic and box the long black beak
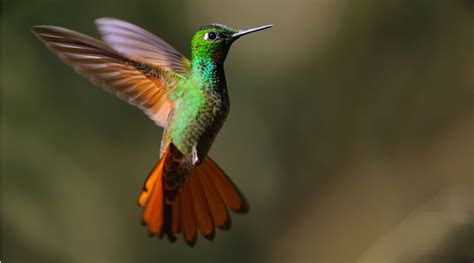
[232,25,273,39]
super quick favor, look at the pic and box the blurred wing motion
[32,21,190,127]
[138,144,248,246]
[95,18,191,75]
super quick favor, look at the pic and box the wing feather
[32,25,184,127]
[95,18,191,74]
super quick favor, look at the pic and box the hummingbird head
[191,23,272,64]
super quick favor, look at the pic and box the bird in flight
[32,18,272,246]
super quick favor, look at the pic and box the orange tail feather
[138,144,248,246]
[139,146,170,235]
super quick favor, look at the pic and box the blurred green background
[2,0,473,262]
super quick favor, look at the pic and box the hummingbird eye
[204,32,218,40]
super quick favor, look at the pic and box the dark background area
[2,0,473,262]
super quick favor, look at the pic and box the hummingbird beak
[232,25,273,39]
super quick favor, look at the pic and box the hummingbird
[32,18,272,246]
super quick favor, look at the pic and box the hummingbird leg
[191,146,201,165]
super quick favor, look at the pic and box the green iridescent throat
[191,57,218,87]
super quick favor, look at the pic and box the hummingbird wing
[95,18,191,75]
[32,25,182,127]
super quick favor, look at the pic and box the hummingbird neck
[190,56,225,89]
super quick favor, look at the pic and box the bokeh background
[2,0,473,262]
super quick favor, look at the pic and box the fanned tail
[138,144,248,246]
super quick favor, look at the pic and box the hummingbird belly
[163,87,229,163]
